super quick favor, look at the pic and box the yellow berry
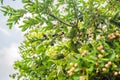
[102,68,107,72]
[69,71,73,76]
[80,77,86,80]
[118,71,120,74]
[105,64,109,68]
[114,72,118,76]
[74,63,78,67]
[115,55,119,58]
[70,67,75,72]
[81,50,87,56]
[114,65,117,68]
[108,61,112,65]
[97,45,103,50]
[70,63,74,66]
[98,54,103,59]
[101,49,105,53]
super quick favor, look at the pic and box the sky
[0,0,24,80]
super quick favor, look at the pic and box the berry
[80,77,86,80]
[74,63,78,67]
[114,30,119,36]
[108,33,116,39]
[114,72,118,76]
[108,61,112,65]
[118,71,120,74]
[97,45,103,50]
[98,54,103,59]
[105,64,109,68]
[115,55,119,58]
[70,63,74,66]
[114,65,117,68]
[101,49,105,53]
[102,68,107,72]
[79,32,83,36]
[70,67,75,72]
[69,71,73,76]
[81,50,87,56]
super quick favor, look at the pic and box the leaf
[7,23,13,29]
[110,53,115,60]
[78,22,83,28]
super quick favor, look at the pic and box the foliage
[1,0,120,80]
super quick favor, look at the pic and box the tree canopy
[1,0,120,80]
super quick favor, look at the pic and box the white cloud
[0,27,11,36]
[0,43,21,80]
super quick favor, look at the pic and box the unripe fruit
[114,72,118,76]
[108,33,116,39]
[102,68,107,72]
[67,70,73,76]
[118,71,120,74]
[79,32,83,36]
[98,54,103,59]
[95,62,99,66]
[80,77,86,80]
[105,64,109,68]
[114,65,117,68]
[115,30,119,36]
[81,50,87,56]
[108,61,112,65]
[97,45,103,50]
[89,33,94,38]
[101,49,105,53]
[116,55,119,58]
[69,71,73,76]
[70,67,75,72]
[67,70,71,74]
[74,63,78,67]
[70,63,74,66]
[52,52,57,56]
[100,36,105,39]
[96,68,99,73]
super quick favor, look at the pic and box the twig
[48,13,75,27]
[72,0,79,25]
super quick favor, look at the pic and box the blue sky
[0,0,24,80]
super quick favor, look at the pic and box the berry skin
[74,63,78,67]
[114,72,118,76]
[67,70,73,76]
[98,54,103,59]
[108,33,116,39]
[108,61,112,65]
[102,68,107,72]
[118,71,120,74]
[80,77,86,80]
[101,49,105,53]
[69,71,73,76]
[97,45,103,50]
[105,64,109,68]
[81,50,87,56]
[115,55,119,58]
[70,63,74,67]
[114,65,117,68]
[70,67,75,72]
[79,32,83,36]
[114,30,119,36]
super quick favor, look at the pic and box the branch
[47,13,75,27]
[72,0,79,25]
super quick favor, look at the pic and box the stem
[72,0,79,25]
[48,13,73,27]
[86,69,89,80]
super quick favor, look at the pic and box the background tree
[1,0,120,80]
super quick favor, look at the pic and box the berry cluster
[67,63,78,76]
